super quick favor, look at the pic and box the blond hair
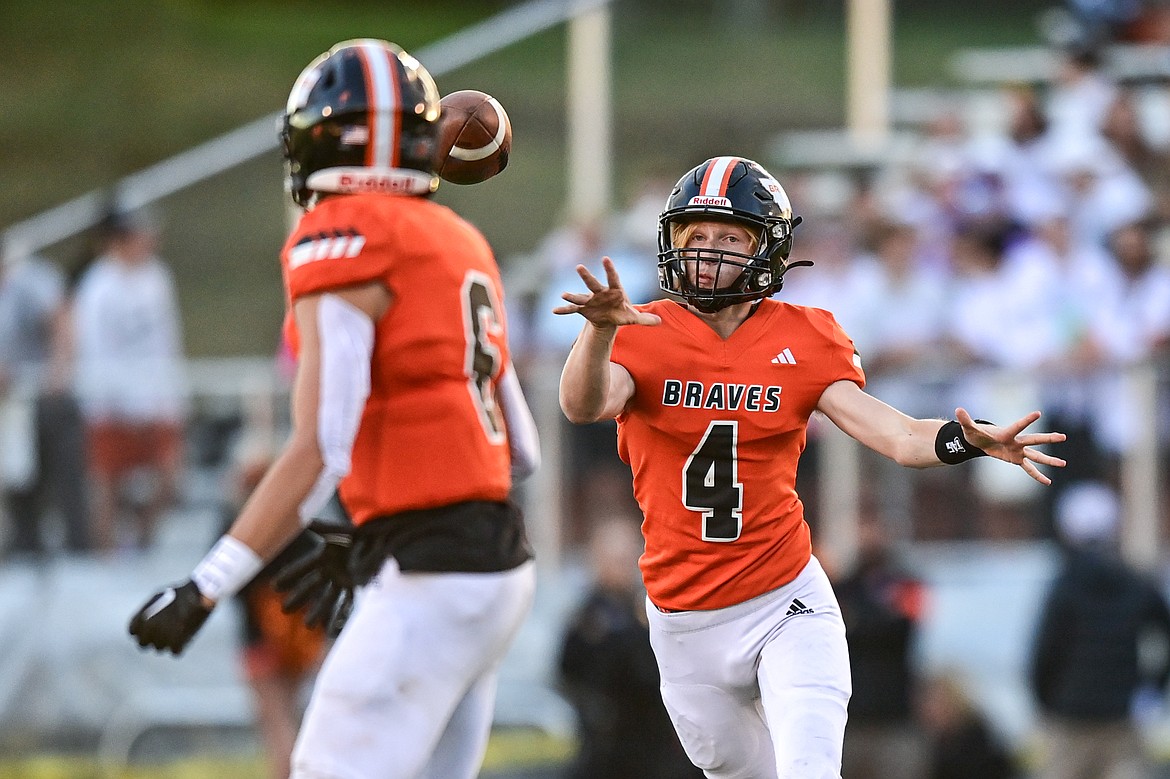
[670,220,759,254]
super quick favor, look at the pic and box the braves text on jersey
[611,298,864,611]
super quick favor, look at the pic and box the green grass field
[0,727,574,778]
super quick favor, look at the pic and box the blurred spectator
[916,671,1019,779]
[1058,0,1146,46]
[530,215,614,358]
[945,218,1065,534]
[1024,215,1120,531]
[72,207,187,552]
[1093,217,1170,362]
[898,109,992,263]
[846,217,950,411]
[1048,131,1152,251]
[779,170,864,285]
[558,517,701,779]
[946,217,1065,387]
[1122,3,1170,43]
[0,237,90,557]
[1085,214,1170,355]
[526,197,657,546]
[838,509,929,779]
[529,186,663,361]
[1029,481,1170,779]
[1027,214,1117,360]
[611,172,677,267]
[222,439,325,779]
[1100,87,1170,223]
[1083,216,1170,462]
[983,86,1064,231]
[843,215,961,537]
[1047,44,1119,141]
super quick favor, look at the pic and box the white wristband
[191,535,264,602]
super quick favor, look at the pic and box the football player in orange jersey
[555,156,1066,778]
[128,40,539,779]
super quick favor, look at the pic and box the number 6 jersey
[280,193,513,525]
[611,298,864,612]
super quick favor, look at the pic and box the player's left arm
[815,379,1066,485]
[498,360,540,480]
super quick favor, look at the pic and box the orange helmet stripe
[699,156,740,197]
[353,40,400,168]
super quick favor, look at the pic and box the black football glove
[273,522,355,638]
[128,579,212,656]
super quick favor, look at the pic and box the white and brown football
[435,90,512,185]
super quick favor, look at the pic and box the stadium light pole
[565,1,613,223]
[847,0,891,151]
[1121,365,1162,570]
[523,2,616,574]
[815,0,893,572]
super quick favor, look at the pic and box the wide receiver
[556,156,1065,778]
[129,39,539,779]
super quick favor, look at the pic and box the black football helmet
[658,157,808,312]
[281,39,442,208]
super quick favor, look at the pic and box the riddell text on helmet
[687,196,732,207]
[339,172,417,193]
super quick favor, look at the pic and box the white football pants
[646,555,851,779]
[290,559,536,779]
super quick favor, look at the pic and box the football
[435,90,512,185]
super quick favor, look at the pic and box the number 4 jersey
[611,298,864,611]
[280,193,512,525]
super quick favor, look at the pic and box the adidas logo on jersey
[771,348,797,365]
[785,598,814,617]
[288,230,367,269]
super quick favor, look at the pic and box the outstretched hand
[552,257,661,329]
[956,408,1067,486]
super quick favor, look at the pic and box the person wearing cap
[1029,481,1170,779]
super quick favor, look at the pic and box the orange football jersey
[280,193,512,524]
[611,298,864,611]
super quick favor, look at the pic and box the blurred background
[2,0,1169,776]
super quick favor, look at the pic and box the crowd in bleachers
[793,46,1170,535]
[512,39,1170,545]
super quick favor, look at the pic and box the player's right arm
[554,257,659,423]
[225,282,388,558]
[559,323,633,423]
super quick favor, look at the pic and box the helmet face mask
[657,157,801,312]
[281,39,442,208]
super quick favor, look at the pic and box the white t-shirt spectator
[72,255,187,422]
